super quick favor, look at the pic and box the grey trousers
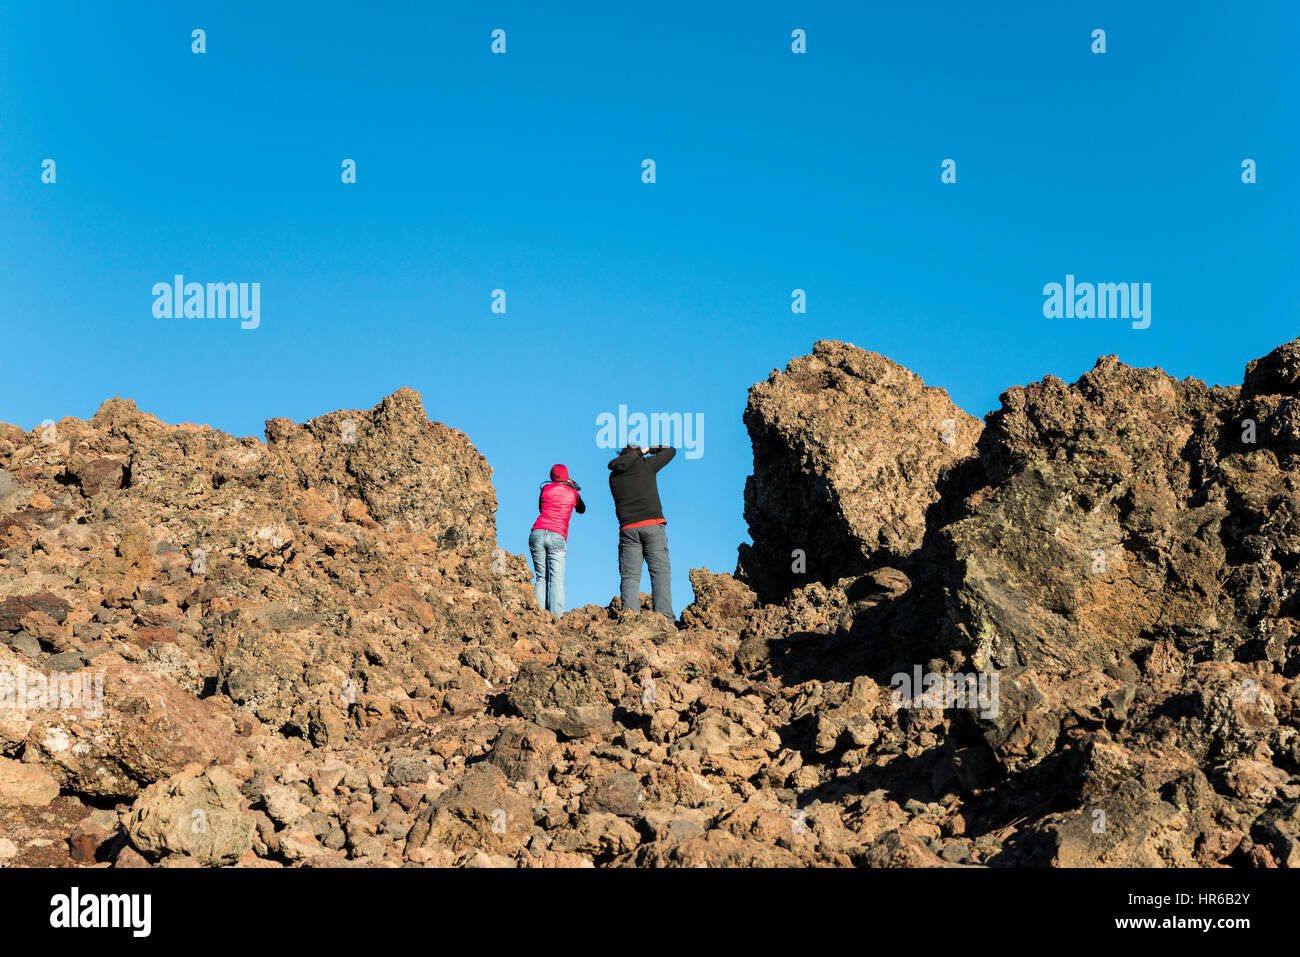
[618,523,672,618]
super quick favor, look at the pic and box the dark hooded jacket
[607,446,676,528]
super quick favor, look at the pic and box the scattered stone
[126,766,256,865]
[0,758,60,807]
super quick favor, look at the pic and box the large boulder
[939,356,1234,671]
[13,661,239,800]
[939,342,1300,673]
[738,340,980,600]
[126,765,256,865]
[404,763,535,858]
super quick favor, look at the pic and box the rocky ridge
[1,339,1299,868]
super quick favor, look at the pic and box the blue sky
[1,2,1296,611]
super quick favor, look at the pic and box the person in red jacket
[529,464,585,616]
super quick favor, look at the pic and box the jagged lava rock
[939,346,1300,675]
[738,340,980,600]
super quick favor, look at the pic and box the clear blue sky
[2,2,1296,611]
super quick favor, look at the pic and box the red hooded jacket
[531,464,585,539]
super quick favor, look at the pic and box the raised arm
[645,446,676,472]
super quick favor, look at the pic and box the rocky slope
[0,340,1297,868]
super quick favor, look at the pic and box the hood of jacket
[607,447,641,474]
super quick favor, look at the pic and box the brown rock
[126,765,256,865]
[0,593,70,632]
[737,340,980,599]
[19,661,237,800]
[0,757,59,806]
[75,457,125,496]
[68,818,115,862]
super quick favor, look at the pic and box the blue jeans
[618,523,672,618]
[529,528,567,616]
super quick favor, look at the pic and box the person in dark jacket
[607,444,676,618]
